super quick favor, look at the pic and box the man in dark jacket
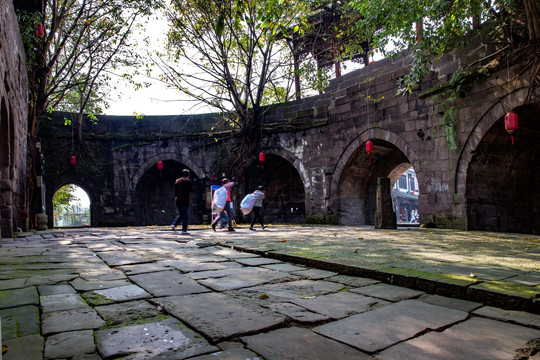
[171,169,194,234]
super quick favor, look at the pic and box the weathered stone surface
[93,284,151,302]
[292,268,338,280]
[266,302,330,323]
[262,263,307,272]
[0,287,39,309]
[328,275,380,288]
[188,347,261,359]
[164,258,239,272]
[2,334,44,360]
[234,257,283,266]
[506,272,540,286]
[71,277,132,291]
[44,330,96,359]
[95,300,160,325]
[242,327,374,359]
[473,306,540,328]
[0,278,27,291]
[38,284,77,296]
[350,283,424,301]
[96,251,149,266]
[156,293,287,341]
[291,292,390,319]
[313,300,468,353]
[212,249,261,259]
[0,305,40,340]
[116,262,173,275]
[244,279,345,300]
[41,308,106,334]
[376,317,540,360]
[187,267,257,280]
[80,268,127,281]
[129,270,210,296]
[198,268,295,291]
[40,293,89,313]
[419,294,482,312]
[95,317,218,359]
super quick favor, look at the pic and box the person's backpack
[212,187,228,214]
[240,193,256,215]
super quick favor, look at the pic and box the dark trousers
[212,201,233,229]
[250,206,264,228]
[172,204,190,232]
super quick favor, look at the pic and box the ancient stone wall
[40,30,539,233]
[0,0,29,237]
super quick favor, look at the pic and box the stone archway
[331,128,420,225]
[460,101,540,233]
[241,152,306,223]
[133,159,204,226]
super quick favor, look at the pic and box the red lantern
[70,155,76,166]
[504,112,518,145]
[259,152,266,169]
[157,161,163,177]
[366,140,374,163]
[37,23,44,37]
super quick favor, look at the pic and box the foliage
[52,184,79,214]
[158,0,311,176]
[343,0,538,92]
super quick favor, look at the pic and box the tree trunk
[524,0,540,46]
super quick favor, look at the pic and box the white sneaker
[181,231,190,235]
[171,225,176,231]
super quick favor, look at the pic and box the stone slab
[244,279,345,300]
[0,287,38,309]
[40,293,89,313]
[129,270,210,296]
[187,267,256,280]
[93,284,151,302]
[80,268,127,281]
[376,317,540,360]
[96,250,149,266]
[116,262,173,275]
[71,277,132,291]
[506,272,540,286]
[41,308,106,334]
[188,347,261,359]
[95,317,218,359]
[350,283,424,301]
[212,248,261,259]
[291,291,390,319]
[292,268,338,280]
[156,293,287,341]
[2,334,44,360]
[95,300,161,326]
[313,300,468,353]
[198,268,296,291]
[262,263,307,272]
[242,327,374,359]
[44,330,96,359]
[419,294,482,312]
[0,278,27,291]
[234,257,283,266]
[164,259,240,272]
[0,305,40,340]
[38,284,77,296]
[473,305,540,328]
[266,302,330,323]
[327,275,380,288]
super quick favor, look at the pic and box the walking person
[171,169,194,234]
[249,186,267,230]
[211,178,235,231]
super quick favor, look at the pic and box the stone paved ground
[0,225,539,359]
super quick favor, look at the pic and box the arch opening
[133,160,203,226]
[466,103,540,234]
[339,139,418,225]
[52,184,91,227]
[240,154,305,223]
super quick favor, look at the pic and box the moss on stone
[473,281,540,299]
[81,291,114,306]
[306,214,340,225]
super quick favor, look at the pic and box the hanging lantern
[259,152,266,169]
[366,140,374,163]
[157,161,163,177]
[70,155,76,166]
[504,112,518,145]
[37,23,44,37]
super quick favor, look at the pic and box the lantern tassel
[511,135,514,145]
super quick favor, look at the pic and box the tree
[17,0,164,223]
[52,184,79,222]
[343,0,540,91]
[158,0,311,176]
